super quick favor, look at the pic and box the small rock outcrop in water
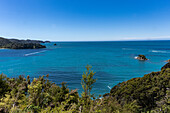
[54,43,57,46]
[165,59,170,63]
[136,54,148,60]
[0,37,46,49]
[45,41,51,43]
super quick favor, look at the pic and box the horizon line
[51,39,170,42]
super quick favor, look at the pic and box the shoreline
[0,48,9,49]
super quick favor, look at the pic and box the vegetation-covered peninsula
[0,63,169,113]
[0,37,46,49]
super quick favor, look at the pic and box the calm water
[0,41,169,96]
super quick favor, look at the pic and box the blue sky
[0,0,170,41]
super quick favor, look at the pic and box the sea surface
[0,41,170,96]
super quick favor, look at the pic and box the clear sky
[0,0,170,41]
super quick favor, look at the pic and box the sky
[0,0,170,41]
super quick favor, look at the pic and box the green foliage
[110,66,170,112]
[0,74,10,98]
[0,64,169,113]
[0,74,78,113]
[79,65,97,112]
[81,65,96,99]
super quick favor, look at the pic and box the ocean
[0,41,169,96]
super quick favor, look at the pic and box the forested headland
[0,37,46,49]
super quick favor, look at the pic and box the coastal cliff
[0,37,46,49]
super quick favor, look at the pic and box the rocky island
[136,54,148,60]
[0,37,46,49]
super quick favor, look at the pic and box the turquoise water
[0,41,169,96]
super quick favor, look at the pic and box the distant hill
[0,37,46,49]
